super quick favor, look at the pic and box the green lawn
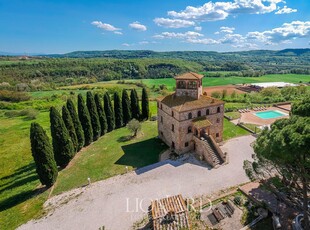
[114,74,310,90]
[53,121,167,195]
[223,118,250,140]
[0,112,51,230]
[225,111,241,120]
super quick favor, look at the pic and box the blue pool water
[255,110,288,119]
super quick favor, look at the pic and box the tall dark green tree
[30,122,58,187]
[62,106,78,153]
[86,91,101,141]
[50,106,75,167]
[104,92,115,132]
[95,93,107,135]
[66,99,84,151]
[77,94,93,146]
[114,92,123,128]
[130,89,140,120]
[122,89,131,125]
[141,87,149,120]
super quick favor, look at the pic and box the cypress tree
[114,92,123,128]
[62,105,78,153]
[130,89,140,120]
[141,87,149,120]
[104,92,115,132]
[122,89,131,125]
[66,99,84,151]
[30,122,58,187]
[95,93,107,135]
[50,106,75,167]
[86,91,101,141]
[77,94,93,146]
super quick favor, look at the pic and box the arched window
[172,111,174,117]
[188,112,192,119]
[197,111,201,117]
[188,81,197,89]
[188,126,192,133]
[217,107,220,113]
[177,81,186,89]
[206,109,210,115]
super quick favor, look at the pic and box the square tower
[175,72,203,99]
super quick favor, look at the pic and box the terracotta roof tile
[157,94,224,112]
[175,72,204,80]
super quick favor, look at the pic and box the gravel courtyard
[19,135,255,230]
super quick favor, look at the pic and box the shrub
[0,90,31,102]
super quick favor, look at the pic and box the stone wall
[157,100,224,154]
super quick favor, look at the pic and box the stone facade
[157,72,225,155]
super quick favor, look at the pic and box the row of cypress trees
[30,88,149,187]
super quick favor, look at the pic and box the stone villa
[157,72,227,167]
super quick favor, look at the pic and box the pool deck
[238,106,290,126]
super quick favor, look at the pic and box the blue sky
[0,0,309,53]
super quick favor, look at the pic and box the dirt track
[203,85,244,96]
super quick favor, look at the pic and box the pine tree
[77,94,93,146]
[122,89,131,125]
[50,106,75,167]
[141,87,149,120]
[30,122,58,187]
[66,99,84,151]
[130,89,140,120]
[104,92,115,132]
[62,105,78,153]
[94,93,107,135]
[86,91,101,141]
[114,92,123,128]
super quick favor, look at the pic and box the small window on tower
[206,109,210,115]
[172,124,174,132]
[185,142,189,147]
[188,112,192,119]
[216,133,219,138]
[172,111,174,117]
[217,107,220,113]
[161,116,163,123]
[198,111,201,117]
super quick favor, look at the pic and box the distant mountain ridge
[1,48,310,59]
[47,48,310,60]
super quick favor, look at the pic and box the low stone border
[237,123,256,134]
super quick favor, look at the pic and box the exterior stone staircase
[201,134,224,166]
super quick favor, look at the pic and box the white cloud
[194,26,202,31]
[275,6,297,14]
[153,18,195,28]
[139,41,149,45]
[153,31,203,39]
[246,21,310,44]
[91,21,122,33]
[122,43,131,47]
[167,0,285,22]
[219,26,235,33]
[114,31,123,35]
[186,38,219,45]
[129,21,147,31]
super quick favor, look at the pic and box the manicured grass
[225,111,241,120]
[0,112,51,230]
[117,74,310,90]
[223,118,250,141]
[242,123,262,134]
[52,121,167,195]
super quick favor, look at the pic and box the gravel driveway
[18,135,255,230]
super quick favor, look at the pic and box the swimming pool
[254,110,288,119]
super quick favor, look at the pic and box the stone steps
[201,136,223,166]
